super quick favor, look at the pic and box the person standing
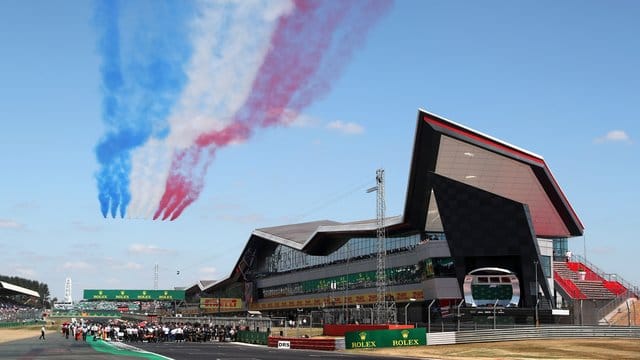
[39,325,46,340]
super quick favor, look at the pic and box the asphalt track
[0,335,421,360]
[135,341,420,360]
[0,334,145,360]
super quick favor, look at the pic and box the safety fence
[49,310,120,318]
[0,320,45,328]
[426,325,640,345]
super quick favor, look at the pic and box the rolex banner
[83,290,185,301]
[345,328,427,349]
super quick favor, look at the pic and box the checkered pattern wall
[429,172,550,307]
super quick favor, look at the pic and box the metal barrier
[597,291,635,324]
[573,254,639,298]
[0,320,45,328]
[427,325,640,345]
[133,315,272,333]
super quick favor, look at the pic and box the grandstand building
[187,109,631,325]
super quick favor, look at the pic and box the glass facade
[258,257,454,299]
[552,237,568,261]
[259,233,422,274]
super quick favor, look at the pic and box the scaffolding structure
[367,169,396,324]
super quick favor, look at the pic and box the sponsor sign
[277,340,291,349]
[83,289,185,301]
[254,290,425,310]
[345,328,426,349]
[200,298,244,312]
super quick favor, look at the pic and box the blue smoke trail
[93,0,194,217]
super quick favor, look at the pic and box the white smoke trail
[128,0,293,218]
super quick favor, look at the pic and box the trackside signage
[200,298,243,312]
[83,290,185,301]
[345,328,426,349]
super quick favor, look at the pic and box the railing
[596,291,636,324]
[126,314,274,333]
[554,271,586,299]
[573,254,639,297]
[0,320,45,328]
[427,325,640,345]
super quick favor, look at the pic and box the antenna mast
[154,264,159,290]
[367,169,392,323]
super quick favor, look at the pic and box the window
[258,233,421,274]
[540,255,551,278]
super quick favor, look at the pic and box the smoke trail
[154,0,392,220]
[128,0,293,219]
[94,0,194,218]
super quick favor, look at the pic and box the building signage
[345,328,426,349]
[83,290,185,301]
[254,290,424,310]
[200,298,243,312]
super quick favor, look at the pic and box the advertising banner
[200,298,243,312]
[345,328,427,349]
[254,290,424,310]
[83,289,185,301]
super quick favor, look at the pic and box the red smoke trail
[153,123,251,220]
[155,0,392,220]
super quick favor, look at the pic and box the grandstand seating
[0,298,39,323]
[554,261,617,300]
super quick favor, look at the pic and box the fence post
[427,299,436,333]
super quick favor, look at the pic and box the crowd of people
[60,319,240,343]
[0,298,39,322]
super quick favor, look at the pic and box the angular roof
[0,281,40,298]
[254,217,404,252]
[404,109,583,237]
[185,279,220,294]
[255,220,341,247]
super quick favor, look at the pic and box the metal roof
[0,281,40,298]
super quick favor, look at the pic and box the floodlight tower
[367,168,388,324]
[64,277,73,304]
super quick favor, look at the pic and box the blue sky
[0,0,638,300]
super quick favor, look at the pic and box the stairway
[554,261,578,281]
[572,280,616,300]
[554,261,616,300]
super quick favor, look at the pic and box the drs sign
[345,328,426,349]
[277,340,291,349]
